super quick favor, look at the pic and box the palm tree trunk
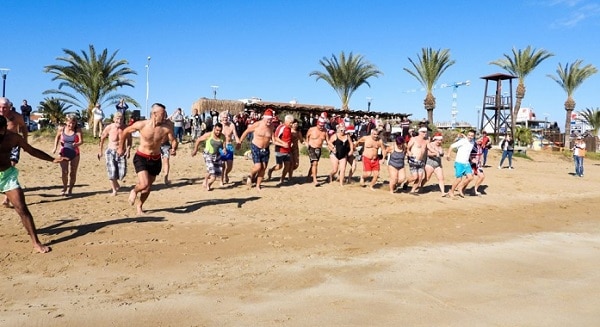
[512,96,523,137]
[426,109,434,125]
[564,96,576,149]
[564,109,572,149]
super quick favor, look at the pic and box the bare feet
[266,169,273,181]
[128,189,137,205]
[34,243,51,254]
[136,204,144,215]
[164,175,170,185]
[246,176,252,189]
[111,190,118,196]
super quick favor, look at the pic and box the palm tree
[490,46,554,137]
[37,97,73,126]
[309,51,382,111]
[577,107,600,137]
[404,48,455,124]
[514,126,533,146]
[43,44,140,125]
[547,60,598,148]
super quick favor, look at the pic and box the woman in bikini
[327,124,354,186]
[52,114,83,196]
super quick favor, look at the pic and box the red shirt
[275,124,292,154]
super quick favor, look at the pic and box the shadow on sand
[143,196,261,214]
[38,216,165,246]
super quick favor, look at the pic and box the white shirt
[93,107,104,120]
[450,137,473,164]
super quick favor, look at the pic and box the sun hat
[317,117,326,126]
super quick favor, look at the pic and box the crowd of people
[4,97,582,255]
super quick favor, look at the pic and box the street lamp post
[211,85,219,99]
[145,56,151,118]
[366,97,372,112]
[0,68,10,97]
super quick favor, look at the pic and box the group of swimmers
[1,100,489,254]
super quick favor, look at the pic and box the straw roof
[191,97,411,119]
[191,98,245,115]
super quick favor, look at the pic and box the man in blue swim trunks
[219,111,241,185]
[0,115,65,253]
[238,108,288,190]
[446,129,475,198]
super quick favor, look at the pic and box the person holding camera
[573,136,586,177]
[115,98,129,124]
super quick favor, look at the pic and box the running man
[118,103,177,214]
[98,112,132,195]
[237,108,287,190]
[0,97,28,207]
[446,129,476,198]
[219,111,241,185]
[0,115,65,253]
[406,127,429,194]
[305,117,329,185]
[355,128,386,190]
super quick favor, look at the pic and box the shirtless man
[406,127,429,194]
[219,111,241,185]
[305,117,329,186]
[0,97,28,207]
[238,108,287,190]
[0,115,65,253]
[98,112,132,195]
[118,103,177,214]
[355,128,385,190]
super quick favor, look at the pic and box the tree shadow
[143,196,261,214]
[38,216,165,246]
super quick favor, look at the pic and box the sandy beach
[1,137,599,326]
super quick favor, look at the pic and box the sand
[1,137,599,326]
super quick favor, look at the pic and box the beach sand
[1,137,599,326]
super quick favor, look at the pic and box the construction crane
[440,80,470,129]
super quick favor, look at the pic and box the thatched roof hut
[191,98,245,115]
[191,97,411,119]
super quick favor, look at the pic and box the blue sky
[2,0,599,128]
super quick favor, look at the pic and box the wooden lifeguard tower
[480,73,517,141]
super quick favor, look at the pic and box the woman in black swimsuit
[327,124,354,186]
